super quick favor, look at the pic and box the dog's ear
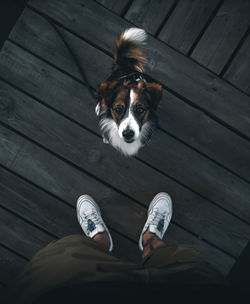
[97,81,119,106]
[145,83,163,110]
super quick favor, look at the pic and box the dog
[95,28,163,157]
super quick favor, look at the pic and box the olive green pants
[5,235,224,303]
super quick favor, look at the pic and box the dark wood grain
[8,8,250,182]
[0,73,249,259]
[224,33,250,95]
[1,41,250,228]
[0,206,53,258]
[191,0,250,74]
[29,0,250,142]
[158,0,220,54]
[0,125,235,275]
[125,0,176,35]
[0,165,141,264]
[95,0,130,15]
[0,0,249,280]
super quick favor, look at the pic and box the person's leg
[141,229,167,260]
[5,195,137,304]
[139,192,172,259]
[138,192,225,285]
[5,234,117,304]
[92,231,110,249]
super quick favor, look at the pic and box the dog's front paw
[95,103,101,116]
[103,137,109,144]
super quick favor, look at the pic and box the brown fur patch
[114,38,147,73]
[98,81,119,110]
[115,88,129,103]
[145,83,163,110]
[98,81,119,100]
[137,80,145,90]
[101,99,108,110]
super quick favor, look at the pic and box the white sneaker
[76,194,113,252]
[139,192,172,251]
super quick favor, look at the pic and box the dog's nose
[122,129,135,141]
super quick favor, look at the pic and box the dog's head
[97,80,162,156]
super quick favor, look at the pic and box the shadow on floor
[0,0,28,49]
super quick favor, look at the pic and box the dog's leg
[95,103,101,116]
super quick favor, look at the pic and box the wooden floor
[0,0,250,289]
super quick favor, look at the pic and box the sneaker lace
[84,210,102,227]
[148,208,164,227]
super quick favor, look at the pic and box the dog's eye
[136,107,145,115]
[114,106,124,115]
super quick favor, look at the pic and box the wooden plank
[158,0,220,55]
[1,41,250,227]
[224,33,250,95]
[29,0,250,143]
[0,206,54,258]
[0,209,55,293]
[95,0,130,15]
[191,0,250,75]
[8,8,250,183]
[0,245,27,284]
[125,0,176,35]
[0,165,140,264]
[0,168,80,239]
[0,126,235,275]
[0,72,249,259]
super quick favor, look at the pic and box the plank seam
[0,165,139,248]
[0,165,192,242]
[158,126,250,185]
[0,162,76,210]
[1,75,250,220]
[4,40,250,184]
[27,5,111,57]
[0,174,140,263]
[1,119,250,232]
[0,163,236,259]
[161,81,250,142]
[0,242,29,262]
[0,122,148,210]
[155,0,180,37]
[0,204,59,240]
[7,38,96,98]
[0,167,137,248]
[135,157,250,227]
[92,0,133,18]
[26,5,250,141]
[120,0,134,18]
[0,187,138,247]
[0,74,248,224]
[220,26,250,78]
[172,222,236,259]
[187,0,224,57]
[0,72,99,140]
[27,4,250,99]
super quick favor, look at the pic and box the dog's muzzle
[122,129,135,143]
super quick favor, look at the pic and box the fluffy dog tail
[114,28,147,73]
